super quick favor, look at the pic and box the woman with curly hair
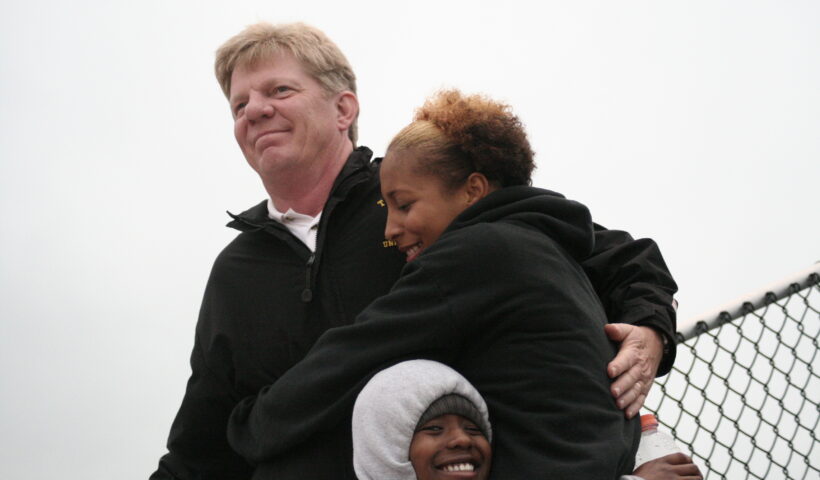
[228,90,651,478]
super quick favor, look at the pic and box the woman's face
[409,414,492,480]
[380,152,475,263]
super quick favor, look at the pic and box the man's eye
[273,86,292,96]
[397,202,412,212]
[233,103,246,116]
[420,425,442,433]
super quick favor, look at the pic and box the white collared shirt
[267,199,322,252]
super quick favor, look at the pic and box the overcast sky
[0,1,817,478]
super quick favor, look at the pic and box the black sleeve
[583,224,678,375]
[150,286,253,480]
[226,259,461,463]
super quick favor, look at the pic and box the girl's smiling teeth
[441,462,476,472]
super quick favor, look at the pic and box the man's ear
[335,91,359,132]
[464,172,492,205]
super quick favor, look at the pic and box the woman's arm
[226,260,459,462]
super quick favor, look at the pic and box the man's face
[229,51,347,180]
[409,414,492,480]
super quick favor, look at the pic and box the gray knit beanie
[415,393,491,439]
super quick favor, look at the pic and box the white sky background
[0,0,817,477]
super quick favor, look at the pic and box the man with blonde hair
[151,21,678,479]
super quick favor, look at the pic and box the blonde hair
[215,22,359,144]
[387,89,535,189]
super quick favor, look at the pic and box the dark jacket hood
[448,186,595,261]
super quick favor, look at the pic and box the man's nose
[245,95,274,122]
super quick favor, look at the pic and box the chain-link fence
[644,265,819,479]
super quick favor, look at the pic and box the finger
[604,322,630,342]
[607,345,639,379]
[675,471,703,480]
[615,379,642,410]
[641,372,654,395]
[672,462,703,476]
[623,391,646,418]
[610,363,640,398]
[660,453,691,464]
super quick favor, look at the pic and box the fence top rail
[677,262,820,341]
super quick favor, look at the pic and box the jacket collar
[227,146,375,232]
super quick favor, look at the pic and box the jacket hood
[448,186,595,261]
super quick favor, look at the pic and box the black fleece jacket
[228,186,641,479]
[152,148,677,479]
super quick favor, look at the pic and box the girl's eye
[419,425,442,433]
[397,202,412,212]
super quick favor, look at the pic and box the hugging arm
[583,225,678,416]
[226,262,458,463]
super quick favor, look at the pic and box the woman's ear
[464,172,492,205]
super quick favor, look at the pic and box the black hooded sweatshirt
[228,186,641,479]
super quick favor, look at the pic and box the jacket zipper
[301,253,315,303]
[229,149,375,304]
[303,158,372,303]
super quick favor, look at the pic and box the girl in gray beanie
[353,360,700,480]
[352,360,491,480]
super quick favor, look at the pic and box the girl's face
[409,414,492,480]
[380,151,482,263]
